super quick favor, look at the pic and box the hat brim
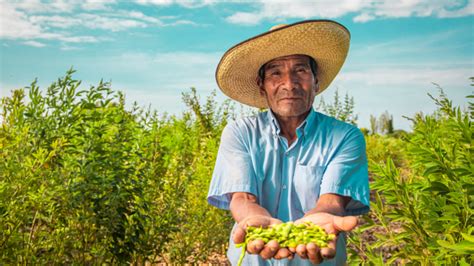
[216,20,350,108]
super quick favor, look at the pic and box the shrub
[0,70,234,264]
[348,85,473,265]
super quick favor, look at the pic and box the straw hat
[215,20,350,108]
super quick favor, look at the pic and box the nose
[281,71,300,91]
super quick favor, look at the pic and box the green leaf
[461,233,474,243]
[429,181,450,193]
[437,240,474,252]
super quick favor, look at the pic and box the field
[1,70,472,264]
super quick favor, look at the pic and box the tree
[317,89,358,125]
[379,111,394,135]
[370,115,378,135]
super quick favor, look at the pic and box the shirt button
[282,185,287,189]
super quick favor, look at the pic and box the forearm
[230,192,272,223]
[305,193,351,217]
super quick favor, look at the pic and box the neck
[273,109,310,145]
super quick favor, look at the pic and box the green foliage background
[0,70,472,264]
[0,70,233,264]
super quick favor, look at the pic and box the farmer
[207,20,369,265]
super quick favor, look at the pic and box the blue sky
[1,0,473,131]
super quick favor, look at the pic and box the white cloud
[22,40,46,47]
[226,0,370,25]
[0,2,44,39]
[57,35,99,43]
[325,64,473,130]
[90,50,222,92]
[0,2,98,42]
[80,13,147,31]
[226,0,474,25]
[353,12,375,23]
[121,10,196,26]
[135,0,174,5]
[29,15,82,29]
[167,19,197,26]
[0,1,198,45]
[127,10,163,24]
[175,0,217,8]
[349,26,473,65]
[60,44,81,51]
[81,0,116,11]
[11,0,75,13]
[227,12,262,25]
[29,10,169,32]
[135,0,217,8]
[337,66,473,88]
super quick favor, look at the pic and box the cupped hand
[293,213,358,264]
[233,215,293,260]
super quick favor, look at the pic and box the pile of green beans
[235,222,335,266]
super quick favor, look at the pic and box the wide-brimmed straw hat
[215,20,350,108]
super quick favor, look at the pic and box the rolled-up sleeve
[320,128,370,216]
[207,121,258,210]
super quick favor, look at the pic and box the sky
[1,0,473,131]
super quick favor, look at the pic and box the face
[258,54,318,120]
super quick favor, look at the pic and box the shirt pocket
[293,164,324,213]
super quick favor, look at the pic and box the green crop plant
[0,70,235,264]
[236,222,335,266]
[348,81,473,265]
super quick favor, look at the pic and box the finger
[274,248,292,260]
[333,216,358,232]
[293,218,307,225]
[296,244,308,259]
[307,242,322,265]
[247,239,265,254]
[269,219,284,226]
[232,225,246,244]
[320,238,337,259]
[259,240,279,260]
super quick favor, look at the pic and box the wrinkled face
[258,54,318,120]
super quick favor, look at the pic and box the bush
[348,85,473,265]
[0,70,233,264]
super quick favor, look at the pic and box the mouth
[279,97,302,102]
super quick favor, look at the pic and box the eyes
[267,67,310,78]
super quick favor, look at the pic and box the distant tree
[370,115,378,135]
[379,111,394,135]
[317,89,358,125]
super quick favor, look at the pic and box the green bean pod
[236,221,335,266]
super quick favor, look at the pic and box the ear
[314,78,320,93]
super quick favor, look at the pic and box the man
[207,20,370,265]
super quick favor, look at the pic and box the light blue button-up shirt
[207,108,370,265]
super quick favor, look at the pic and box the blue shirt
[207,108,370,265]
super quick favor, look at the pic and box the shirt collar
[268,110,281,136]
[268,108,316,137]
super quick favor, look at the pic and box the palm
[296,212,358,235]
[293,212,359,262]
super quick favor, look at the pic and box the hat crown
[216,20,350,108]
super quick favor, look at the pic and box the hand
[233,215,294,260]
[293,213,358,264]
